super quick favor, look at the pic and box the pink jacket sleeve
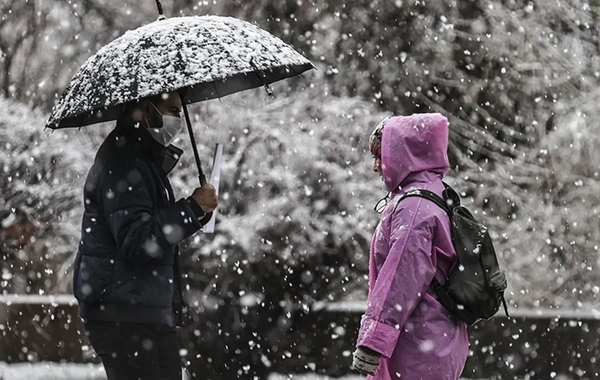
[356,207,436,358]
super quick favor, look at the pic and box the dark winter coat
[73,121,207,326]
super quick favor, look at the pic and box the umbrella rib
[250,58,273,96]
[212,81,221,100]
[78,112,85,130]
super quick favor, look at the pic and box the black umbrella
[46,1,314,185]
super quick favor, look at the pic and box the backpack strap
[395,186,479,321]
[396,188,452,216]
[442,182,461,208]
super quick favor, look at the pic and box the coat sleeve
[356,207,436,358]
[97,164,203,263]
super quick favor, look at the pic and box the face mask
[145,103,184,146]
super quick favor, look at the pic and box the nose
[373,158,379,172]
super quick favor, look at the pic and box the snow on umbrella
[45,11,314,184]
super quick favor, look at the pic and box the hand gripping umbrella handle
[181,98,207,186]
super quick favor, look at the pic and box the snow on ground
[0,363,105,380]
[0,362,491,380]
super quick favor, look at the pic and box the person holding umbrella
[73,90,218,379]
[45,6,314,379]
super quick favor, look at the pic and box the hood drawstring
[374,192,391,214]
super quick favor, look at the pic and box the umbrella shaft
[181,99,207,186]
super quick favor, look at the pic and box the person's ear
[141,100,154,119]
[131,100,150,123]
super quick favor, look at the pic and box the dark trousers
[85,321,182,380]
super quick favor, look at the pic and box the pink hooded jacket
[356,113,469,380]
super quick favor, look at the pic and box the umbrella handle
[181,98,207,187]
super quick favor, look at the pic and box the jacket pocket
[137,264,174,307]
[108,261,173,307]
[74,255,113,303]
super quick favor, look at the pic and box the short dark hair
[119,89,186,119]
[142,88,188,105]
[119,93,165,116]
[148,93,168,104]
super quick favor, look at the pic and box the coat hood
[381,113,450,191]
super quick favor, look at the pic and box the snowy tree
[0,96,92,295]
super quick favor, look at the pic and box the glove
[352,346,381,376]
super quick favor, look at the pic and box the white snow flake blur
[2,1,600,380]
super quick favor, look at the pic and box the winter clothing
[352,346,381,376]
[356,113,469,380]
[85,321,182,380]
[73,120,208,327]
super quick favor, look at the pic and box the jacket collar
[114,120,183,174]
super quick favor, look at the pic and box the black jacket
[73,121,207,326]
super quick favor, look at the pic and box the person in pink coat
[352,113,469,380]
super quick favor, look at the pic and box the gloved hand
[352,346,381,376]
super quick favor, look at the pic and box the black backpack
[397,183,509,325]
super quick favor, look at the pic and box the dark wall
[0,303,92,363]
[1,302,598,379]
[276,309,600,380]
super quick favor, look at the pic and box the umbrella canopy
[46,15,314,129]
